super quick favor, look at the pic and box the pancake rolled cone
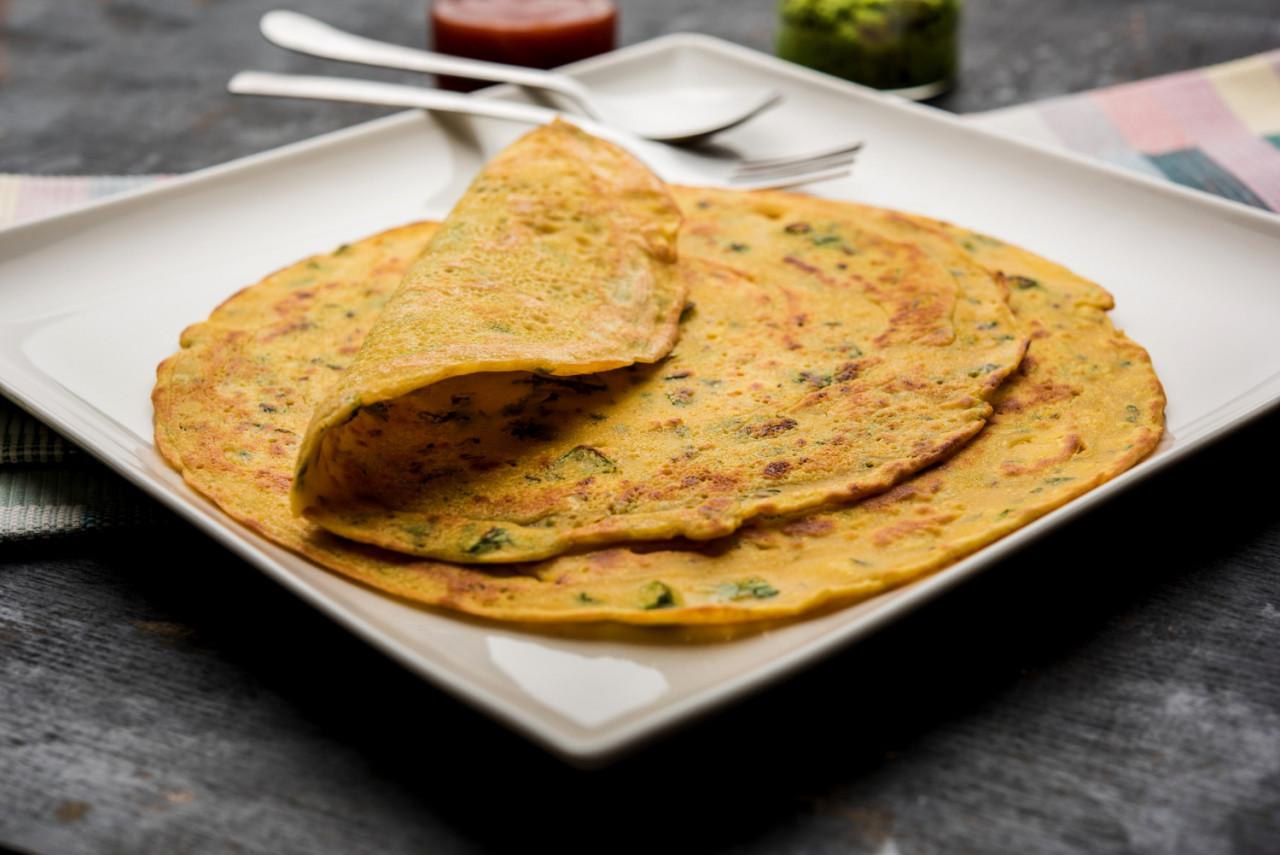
[292,121,686,553]
[292,141,1029,564]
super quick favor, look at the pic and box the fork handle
[229,71,570,124]
[260,11,602,120]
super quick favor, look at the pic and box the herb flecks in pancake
[153,182,1163,624]
[293,121,687,561]
[293,154,1027,564]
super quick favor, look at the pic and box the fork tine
[725,145,859,190]
[733,141,864,171]
[728,163,854,192]
[731,150,858,179]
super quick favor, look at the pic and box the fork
[228,72,860,191]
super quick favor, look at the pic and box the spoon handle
[259,11,602,120]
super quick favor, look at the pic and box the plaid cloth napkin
[968,49,1280,211]
[3,50,1279,541]
[0,395,169,538]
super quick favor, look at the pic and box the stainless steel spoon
[259,10,784,145]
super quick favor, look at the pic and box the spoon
[259,10,784,145]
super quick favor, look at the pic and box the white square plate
[3,35,1279,766]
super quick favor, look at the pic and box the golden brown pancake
[153,190,1164,624]
[293,120,688,560]
[290,133,1027,564]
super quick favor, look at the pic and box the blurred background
[2,0,1278,174]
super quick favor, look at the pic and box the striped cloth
[0,396,169,539]
[0,176,175,539]
[2,49,1279,540]
[967,49,1280,212]
[0,174,172,224]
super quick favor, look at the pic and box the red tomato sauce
[431,0,617,91]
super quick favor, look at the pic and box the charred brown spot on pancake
[1000,434,1083,476]
[254,469,293,495]
[609,484,645,513]
[763,460,792,479]
[994,380,1080,414]
[923,429,981,464]
[739,527,781,549]
[697,497,735,518]
[263,320,314,341]
[587,548,637,570]
[780,517,836,538]
[704,472,743,491]
[798,389,831,408]
[742,418,798,439]
[798,371,831,388]
[860,477,944,511]
[783,255,821,275]
[1006,274,1043,291]
[885,375,932,393]
[871,511,960,546]
[666,387,695,406]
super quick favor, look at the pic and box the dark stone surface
[1,1,1279,853]
[2,0,1279,174]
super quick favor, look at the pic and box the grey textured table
[3,1,1280,853]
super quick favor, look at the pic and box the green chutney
[777,0,960,96]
